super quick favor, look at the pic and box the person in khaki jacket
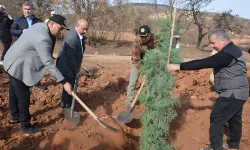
[125,25,158,109]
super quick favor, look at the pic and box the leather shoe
[20,124,42,134]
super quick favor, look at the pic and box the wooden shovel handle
[71,92,106,128]
[130,78,146,109]
[167,0,177,65]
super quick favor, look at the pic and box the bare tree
[111,0,139,47]
[180,0,245,50]
[54,0,102,26]
[32,0,54,20]
[148,0,191,31]
[181,0,214,49]
[213,10,243,34]
[198,10,245,50]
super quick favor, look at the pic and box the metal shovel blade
[64,108,80,125]
[117,111,134,123]
[117,79,146,123]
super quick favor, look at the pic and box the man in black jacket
[56,19,88,108]
[0,7,13,65]
[168,30,248,150]
[10,1,46,89]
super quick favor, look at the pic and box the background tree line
[1,0,250,49]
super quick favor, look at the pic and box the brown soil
[0,60,144,150]
[171,69,250,150]
[0,49,250,150]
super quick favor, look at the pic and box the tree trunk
[196,26,203,49]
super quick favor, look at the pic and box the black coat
[56,27,85,82]
[10,15,41,37]
[0,16,13,38]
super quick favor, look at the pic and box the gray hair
[208,30,231,41]
[22,1,34,9]
[75,20,81,26]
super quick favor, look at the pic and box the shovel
[117,78,146,123]
[64,77,80,125]
[71,92,118,132]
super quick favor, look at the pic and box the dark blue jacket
[10,15,41,37]
[0,16,13,38]
[56,27,85,81]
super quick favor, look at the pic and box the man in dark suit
[3,15,72,134]
[10,1,45,89]
[10,1,41,37]
[57,19,88,108]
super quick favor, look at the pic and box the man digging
[3,15,72,134]
[124,25,158,110]
[10,1,46,90]
[57,19,88,109]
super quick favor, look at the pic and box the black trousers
[8,75,31,127]
[210,96,245,150]
[0,36,12,61]
[61,78,75,108]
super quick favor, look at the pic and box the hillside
[79,2,250,47]
[128,3,250,47]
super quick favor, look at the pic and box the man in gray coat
[3,15,72,134]
[57,19,88,108]
[10,1,46,90]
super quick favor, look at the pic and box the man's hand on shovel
[64,82,72,95]
[64,78,80,125]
